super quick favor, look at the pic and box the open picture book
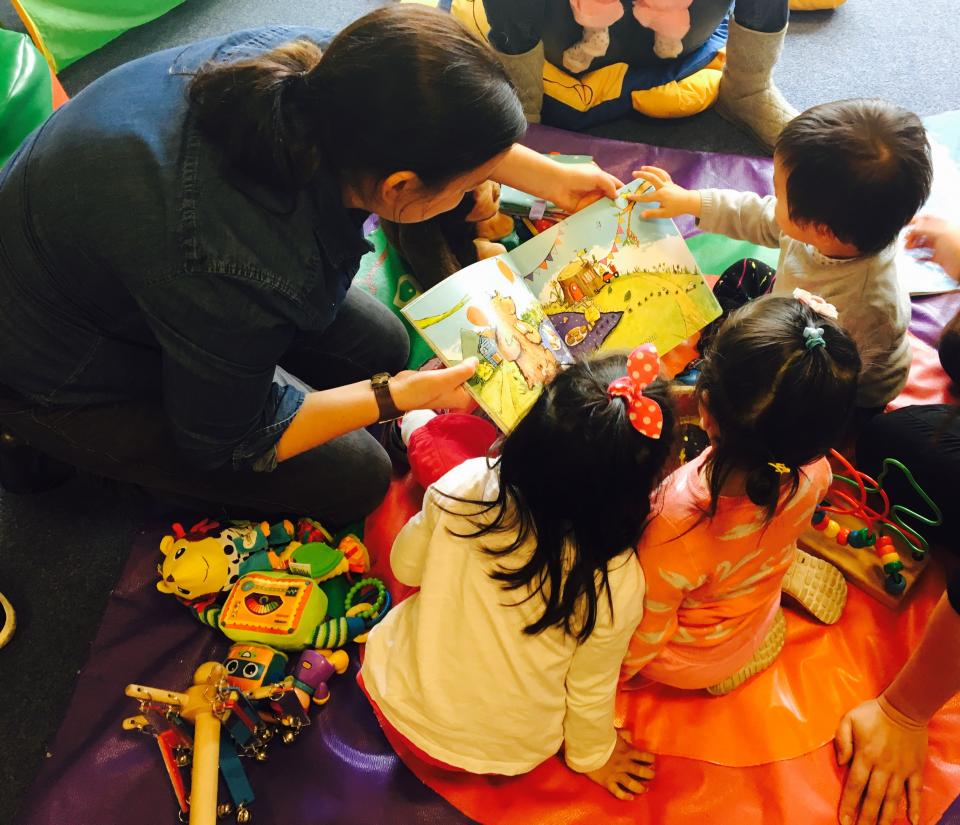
[401,179,722,431]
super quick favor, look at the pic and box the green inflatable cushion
[0,29,52,169]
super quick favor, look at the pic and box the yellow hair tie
[768,462,791,475]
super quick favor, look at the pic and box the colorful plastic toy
[803,450,942,602]
[223,642,290,694]
[125,663,237,825]
[125,642,349,823]
[157,519,390,652]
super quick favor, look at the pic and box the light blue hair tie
[803,326,826,351]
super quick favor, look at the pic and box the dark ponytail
[189,6,526,192]
[697,296,861,520]
[189,40,323,190]
[438,354,675,643]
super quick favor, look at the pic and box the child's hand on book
[389,358,478,414]
[627,166,702,220]
[583,730,655,801]
[550,163,623,214]
[905,214,960,280]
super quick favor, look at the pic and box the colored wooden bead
[884,573,907,596]
[823,520,841,539]
[811,509,826,525]
[883,560,905,574]
[813,514,828,530]
[879,552,900,567]
[877,535,894,549]
[848,531,864,548]
[836,528,850,545]
[864,532,876,546]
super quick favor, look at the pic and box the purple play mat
[16,125,960,825]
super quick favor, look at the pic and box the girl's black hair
[440,354,675,643]
[697,295,861,520]
[188,5,526,192]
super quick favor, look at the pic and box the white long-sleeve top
[699,189,912,408]
[360,458,645,775]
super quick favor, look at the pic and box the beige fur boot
[715,18,798,153]
[494,41,545,124]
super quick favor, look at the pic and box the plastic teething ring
[344,578,387,620]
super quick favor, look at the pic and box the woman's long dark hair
[698,296,861,520]
[440,354,675,643]
[188,5,526,193]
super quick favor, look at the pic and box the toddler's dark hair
[776,99,932,255]
[698,296,861,520]
[442,353,675,643]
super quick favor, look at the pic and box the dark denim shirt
[0,26,371,471]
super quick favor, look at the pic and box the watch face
[372,373,390,387]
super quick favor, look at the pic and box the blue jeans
[734,0,789,32]
[0,288,409,524]
[484,0,788,54]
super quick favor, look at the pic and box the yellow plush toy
[157,519,296,600]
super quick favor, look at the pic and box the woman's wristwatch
[371,373,402,423]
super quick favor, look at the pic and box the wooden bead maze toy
[798,450,942,608]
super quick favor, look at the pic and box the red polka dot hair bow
[607,344,664,439]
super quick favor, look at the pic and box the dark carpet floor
[1,0,959,822]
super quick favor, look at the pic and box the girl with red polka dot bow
[362,351,676,799]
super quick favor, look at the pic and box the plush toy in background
[564,0,693,73]
[156,519,389,652]
[380,179,519,290]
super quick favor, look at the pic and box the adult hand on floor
[835,695,927,825]
[389,358,478,413]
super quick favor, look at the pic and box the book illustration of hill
[538,247,712,355]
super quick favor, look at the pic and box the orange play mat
[365,474,960,824]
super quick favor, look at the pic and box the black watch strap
[371,373,402,423]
